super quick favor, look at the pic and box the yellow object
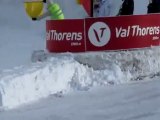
[24,1,43,18]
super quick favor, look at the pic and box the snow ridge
[1,47,160,109]
[0,55,126,109]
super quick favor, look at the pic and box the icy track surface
[1,47,160,109]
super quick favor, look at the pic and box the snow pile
[1,47,160,109]
[75,47,160,80]
[0,55,126,109]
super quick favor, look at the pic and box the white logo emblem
[88,22,111,47]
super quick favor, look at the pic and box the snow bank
[75,47,160,80]
[1,47,160,109]
[0,55,126,109]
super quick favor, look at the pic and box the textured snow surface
[1,78,160,120]
[1,47,160,109]
[1,0,160,111]
[0,55,126,109]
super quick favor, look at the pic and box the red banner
[85,14,160,51]
[46,19,85,52]
[46,14,160,53]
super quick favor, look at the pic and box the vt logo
[88,22,111,47]
[93,27,107,42]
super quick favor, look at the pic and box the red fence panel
[46,19,85,52]
[46,14,160,53]
[85,14,160,51]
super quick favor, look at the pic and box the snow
[0,0,160,120]
[1,47,160,109]
[0,78,160,120]
[0,55,126,109]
